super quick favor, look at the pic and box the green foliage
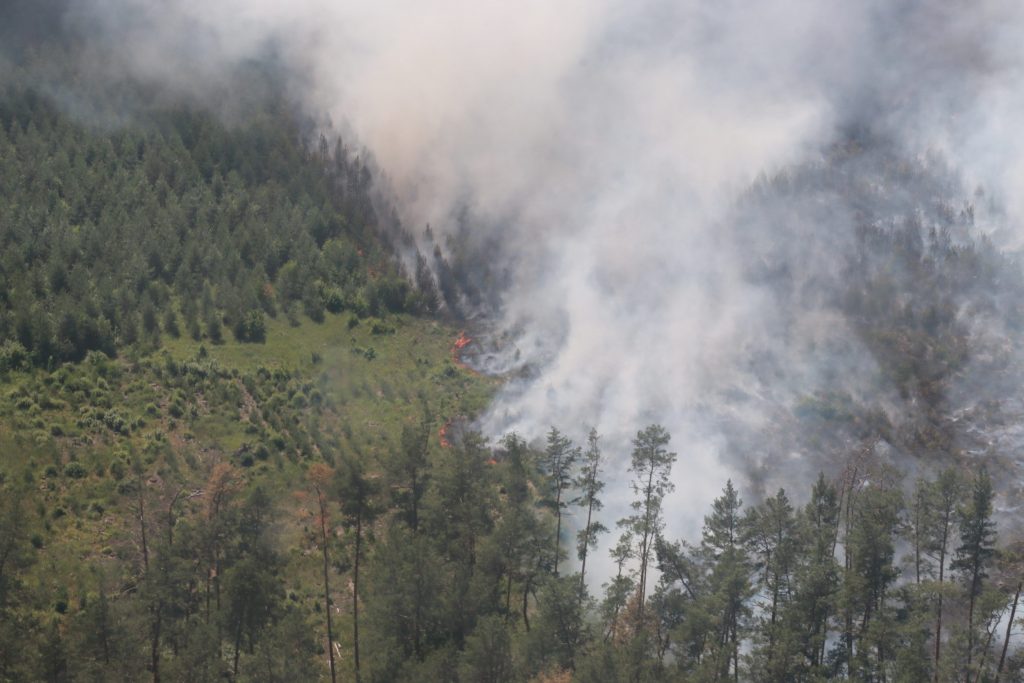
[0,82,435,367]
[234,310,267,343]
[620,424,676,618]
[62,461,88,479]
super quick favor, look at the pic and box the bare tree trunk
[933,511,952,683]
[354,513,362,683]
[637,466,656,619]
[215,549,222,656]
[233,615,244,678]
[975,611,1001,683]
[317,491,337,683]
[505,569,514,616]
[997,582,1021,682]
[967,577,979,678]
[522,573,532,632]
[579,494,595,599]
[914,493,922,585]
[732,622,739,683]
[138,484,149,572]
[150,600,162,683]
[553,483,563,577]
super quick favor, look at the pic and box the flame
[438,332,486,450]
[451,331,479,374]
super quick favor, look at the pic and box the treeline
[4,419,1023,681]
[0,82,440,368]
[581,440,1021,683]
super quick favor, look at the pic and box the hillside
[7,4,1024,682]
[0,73,498,680]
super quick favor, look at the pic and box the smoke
[20,0,1024,578]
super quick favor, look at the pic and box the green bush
[234,309,267,343]
[63,461,88,479]
[322,286,345,313]
[0,340,29,372]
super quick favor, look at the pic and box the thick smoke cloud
[47,0,1024,578]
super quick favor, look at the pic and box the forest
[6,2,1024,682]
[6,397,1024,681]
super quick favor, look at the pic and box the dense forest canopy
[0,77,437,367]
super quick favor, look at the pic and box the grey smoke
[37,0,1024,580]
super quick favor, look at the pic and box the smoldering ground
[9,0,1024,583]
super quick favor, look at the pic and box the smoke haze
[14,0,1024,578]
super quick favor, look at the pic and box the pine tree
[922,467,963,681]
[574,428,607,595]
[336,455,382,683]
[841,480,902,679]
[745,488,799,680]
[619,424,676,618]
[307,463,337,683]
[542,427,579,576]
[700,480,751,682]
[787,473,839,675]
[388,411,432,533]
[493,433,550,629]
[603,532,636,643]
[952,466,997,677]
[424,431,495,642]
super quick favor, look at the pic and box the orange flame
[451,331,480,375]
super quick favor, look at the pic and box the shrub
[234,309,267,343]
[322,286,345,313]
[63,461,88,479]
[102,411,129,435]
[109,459,126,480]
[0,341,29,372]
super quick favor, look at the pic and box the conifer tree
[542,427,579,576]
[700,480,751,682]
[619,424,676,618]
[745,488,799,679]
[952,466,997,677]
[923,467,963,681]
[790,473,840,673]
[307,463,337,683]
[575,427,607,595]
[388,411,432,533]
[336,455,381,683]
